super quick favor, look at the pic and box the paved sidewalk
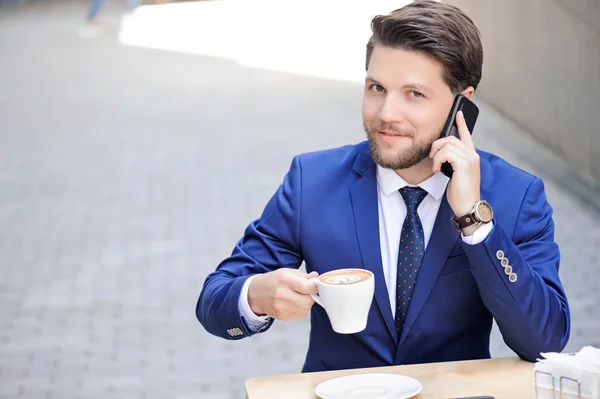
[0,1,598,398]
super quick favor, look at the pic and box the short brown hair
[366,0,483,93]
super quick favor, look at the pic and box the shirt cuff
[461,221,494,245]
[238,275,271,332]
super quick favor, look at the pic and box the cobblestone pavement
[0,1,598,398]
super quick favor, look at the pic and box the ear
[460,86,475,100]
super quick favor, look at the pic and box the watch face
[476,202,493,222]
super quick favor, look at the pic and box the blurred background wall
[446,0,600,185]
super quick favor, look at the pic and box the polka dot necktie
[395,186,429,337]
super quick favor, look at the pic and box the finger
[430,140,468,161]
[270,289,313,318]
[456,111,475,150]
[305,271,319,279]
[286,290,315,311]
[432,146,468,174]
[276,309,310,321]
[430,136,466,159]
[285,275,319,295]
[271,306,306,321]
[274,292,314,319]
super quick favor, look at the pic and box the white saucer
[315,373,423,399]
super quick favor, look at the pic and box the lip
[377,130,411,140]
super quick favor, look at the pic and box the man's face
[362,45,456,170]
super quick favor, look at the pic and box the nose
[378,94,406,125]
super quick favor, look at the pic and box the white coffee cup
[310,268,375,334]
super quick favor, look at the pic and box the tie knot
[399,186,428,213]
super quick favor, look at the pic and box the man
[79,0,138,38]
[196,1,570,372]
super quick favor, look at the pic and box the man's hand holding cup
[248,269,319,321]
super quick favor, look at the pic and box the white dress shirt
[239,166,494,330]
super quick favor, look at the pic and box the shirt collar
[376,165,449,201]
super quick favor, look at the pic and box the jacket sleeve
[195,156,304,340]
[462,177,570,361]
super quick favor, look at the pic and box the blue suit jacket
[196,141,570,372]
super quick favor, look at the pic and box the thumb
[305,271,319,279]
[286,272,319,295]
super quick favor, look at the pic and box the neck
[394,158,435,185]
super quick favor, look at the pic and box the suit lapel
[350,146,398,345]
[398,193,459,347]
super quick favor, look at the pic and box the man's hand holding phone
[430,109,482,236]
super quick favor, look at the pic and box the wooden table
[245,357,535,398]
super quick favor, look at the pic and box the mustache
[370,123,415,137]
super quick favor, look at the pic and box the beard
[364,122,436,170]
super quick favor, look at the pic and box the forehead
[367,45,448,90]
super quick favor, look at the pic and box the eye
[369,84,386,93]
[409,91,424,98]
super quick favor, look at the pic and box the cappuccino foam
[319,269,371,285]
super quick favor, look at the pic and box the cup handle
[309,278,324,307]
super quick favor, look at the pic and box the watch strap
[452,212,479,232]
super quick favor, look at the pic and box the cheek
[362,96,381,122]
[411,107,444,141]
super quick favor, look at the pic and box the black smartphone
[439,94,479,178]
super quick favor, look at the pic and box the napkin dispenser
[534,346,600,399]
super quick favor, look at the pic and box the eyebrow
[365,77,433,94]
